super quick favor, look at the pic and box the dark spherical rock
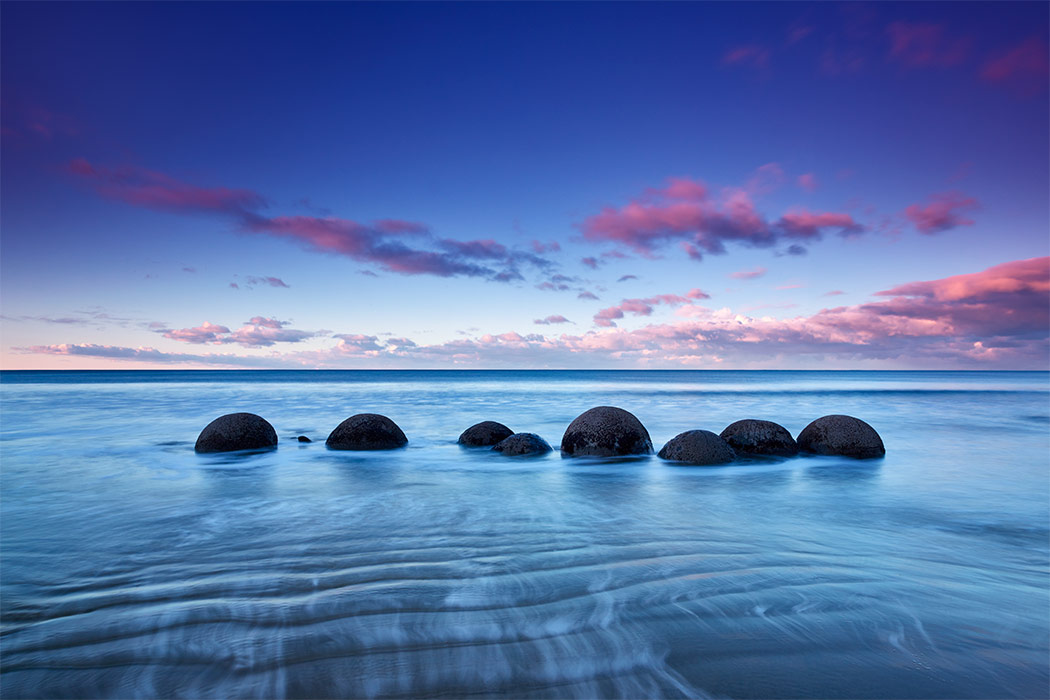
[195,413,278,453]
[658,430,736,465]
[797,415,885,459]
[297,435,312,443]
[492,432,552,456]
[719,419,798,457]
[561,406,653,457]
[326,413,408,450]
[458,421,513,447]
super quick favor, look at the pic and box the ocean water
[1,370,1047,699]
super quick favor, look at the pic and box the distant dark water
[2,371,1048,698]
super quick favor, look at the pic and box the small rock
[797,415,885,459]
[720,419,798,457]
[458,421,513,447]
[326,414,408,450]
[492,432,552,456]
[658,430,736,465]
[195,413,278,453]
[297,435,312,443]
[561,406,653,457]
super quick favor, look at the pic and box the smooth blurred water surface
[1,370,1048,699]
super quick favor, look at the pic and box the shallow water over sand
[2,370,1048,698]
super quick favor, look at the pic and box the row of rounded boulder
[195,406,885,462]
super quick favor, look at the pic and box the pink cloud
[163,321,231,344]
[797,173,818,192]
[531,240,561,253]
[581,257,601,269]
[68,159,266,216]
[161,317,314,347]
[746,163,787,195]
[903,192,979,234]
[332,334,384,353]
[645,177,708,201]
[824,290,846,297]
[980,38,1050,95]
[246,316,286,329]
[876,257,1048,304]
[887,22,970,68]
[534,315,571,325]
[373,219,429,235]
[731,266,768,280]
[580,174,866,260]
[578,291,599,300]
[777,210,864,239]
[722,44,772,70]
[592,292,697,327]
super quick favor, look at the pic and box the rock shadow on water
[801,456,882,482]
[193,445,279,468]
[199,460,277,500]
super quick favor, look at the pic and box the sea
[1,370,1047,699]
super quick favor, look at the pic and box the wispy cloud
[593,289,709,327]
[886,22,970,68]
[730,266,768,280]
[68,159,554,282]
[980,37,1049,95]
[903,192,979,234]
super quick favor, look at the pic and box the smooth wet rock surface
[720,419,798,457]
[492,432,552,456]
[297,435,312,443]
[561,406,653,457]
[458,421,513,447]
[195,413,278,453]
[326,414,408,450]
[658,430,736,465]
[797,414,885,459]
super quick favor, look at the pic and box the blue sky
[2,2,1047,368]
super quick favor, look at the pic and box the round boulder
[195,413,278,453]
[561,406,653,457]
[658,430,736,465]
[797,415,885,459]
[458,421,513,447]
[492,432,552,456]
[720,419,798,457]
[326,413,408,450]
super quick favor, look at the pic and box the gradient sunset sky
[2,1,1048,369]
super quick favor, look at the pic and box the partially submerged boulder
[797,415,885,459]
[492,432,552,456]
[195,413,278,453]
[458,421,513,447]
[720,419,798,457]
[326,413,408,450]
[658,430,736,465]
[297,435,312,443]
[561,406,653,457]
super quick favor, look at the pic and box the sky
[1,1,1048,370]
